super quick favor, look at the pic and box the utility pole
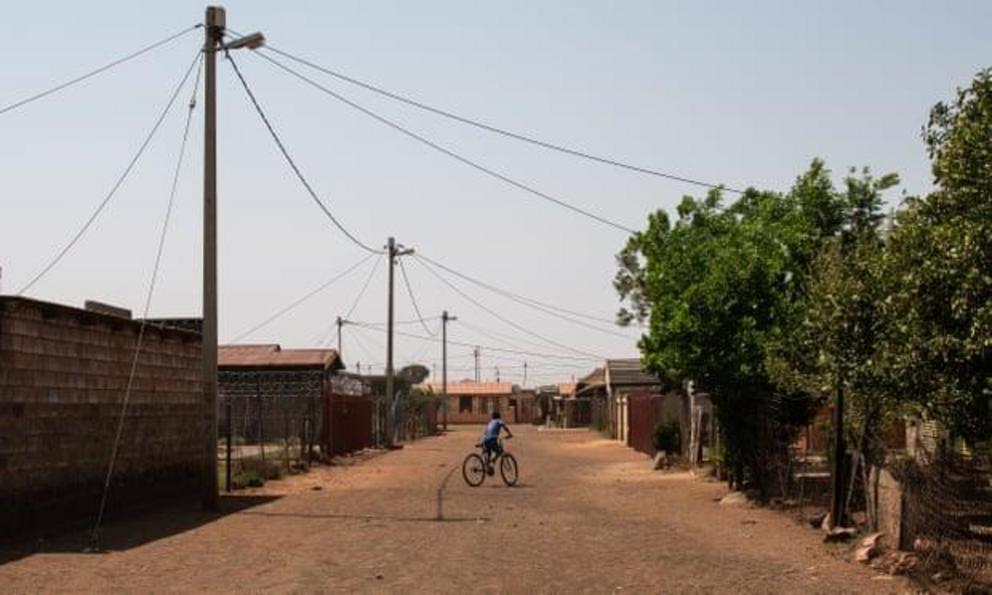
[495,366,500,383]
[474,346,481,382]
[829,371,847,529]
[200,6,265,511]
[336,316,343,358]
[441,310,456,431]
[523,361,528,387]
[201,5,223,513]
[385,237,413,448]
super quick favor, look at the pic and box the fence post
[257,374,265,464]
[225,394,232,492]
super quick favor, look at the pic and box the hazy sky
[2,1,990,386]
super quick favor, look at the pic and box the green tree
[615,163,850,493]
[884,69,992,442]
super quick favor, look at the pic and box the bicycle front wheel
[462,453,486,487]
[499,453,519,486]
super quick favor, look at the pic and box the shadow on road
[0,495,280,566]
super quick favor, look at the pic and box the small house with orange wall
[423,380,518,424]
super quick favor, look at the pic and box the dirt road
[1,426,904,593]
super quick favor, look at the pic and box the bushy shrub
[653,420,681,454]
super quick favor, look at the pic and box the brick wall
[0,296,204,535]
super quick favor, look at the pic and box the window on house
[459,396,472,413]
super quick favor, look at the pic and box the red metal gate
[627,392,662,456]
[322,390,375,457]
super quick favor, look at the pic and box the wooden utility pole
[336,316,343,359]
[829,371,847,529]
[201,5,223,512]
[441,310,456,431]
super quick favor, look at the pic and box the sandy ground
[0,425,909,593]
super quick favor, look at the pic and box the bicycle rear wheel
[499,453,519,486]
[462,453,486,487]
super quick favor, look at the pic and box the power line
[225,52,382,254]
[258,43,745,195]
[1,25,201,117]
[416,252,629,327]
[229,253,377,343]
[93,55,202,544]
[416,252,641,340]
[248,49,637,234]
[311,253,382,345]
[345,254,383,320]
[413,256,605,359]
[348,320,599,362]
[18,51,203,296]
[397,256,435,336]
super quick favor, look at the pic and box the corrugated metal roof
[422,380,515,395]
[219,344,341,370]
[606,358,659,386]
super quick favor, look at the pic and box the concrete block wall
[0,297,204,535]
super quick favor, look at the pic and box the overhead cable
[225,52,382,253]
[1,24,202,117]
[397,256,435,336]
[348,321,599,362]
[92,54,203,545]
[248,49,637,234]
[18,51,203,295]
[258,44,744,194]
[229,253,377,343]
[414,257,606,359]
[416,252,641,339]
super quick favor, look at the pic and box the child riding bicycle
[481,410,513,473]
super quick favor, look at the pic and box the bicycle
[462,437,518,487]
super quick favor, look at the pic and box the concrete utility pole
[336,316,343,359]
[201,6,265,511]
[385,237,413,448]
[201,5,223,512]
[441,310,456,430]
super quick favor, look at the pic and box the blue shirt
[484,419,505,440]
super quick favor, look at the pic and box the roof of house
[605,358,659,386]
[558,382,577,396]
[219,344,342,370]
[423,380,515,395]
[577,368,605,387]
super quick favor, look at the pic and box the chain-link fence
[218,370,322,490]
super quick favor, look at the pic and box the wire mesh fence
[218,370,323,490]
[896,443,992,587]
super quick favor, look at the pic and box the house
[423,380,517,424]
[218,344,353,459]
[576,359,664,442]
[0,296,203,534]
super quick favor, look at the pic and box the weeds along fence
[393,392,440,443]
[218,370,323,490]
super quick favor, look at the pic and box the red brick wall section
[0,297,204,535]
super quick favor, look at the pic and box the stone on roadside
[719,491,749,506]
[855,532,884,563]
[823,527,857,543]
[808,511,827,529]
[653,452,668,470]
